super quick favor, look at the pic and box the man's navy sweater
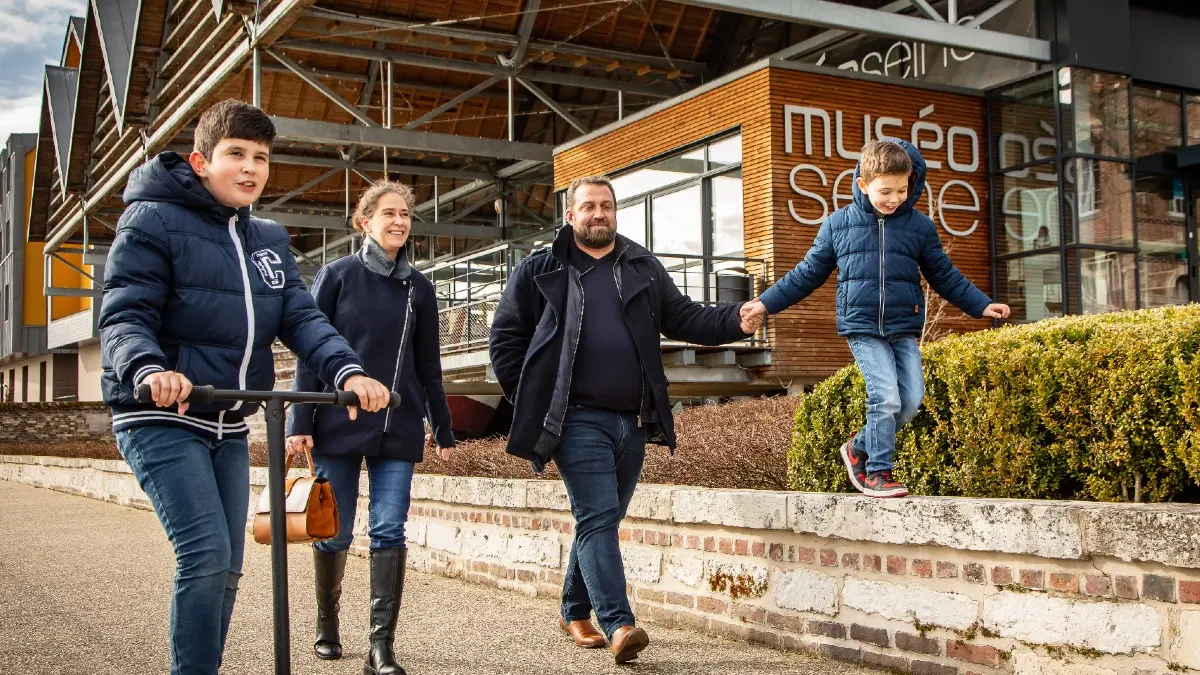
[568,240,642,412]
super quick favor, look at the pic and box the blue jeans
[847,335,925,474]
[555,406,647,638]
[311,454,415,552]
[115,426,250,675]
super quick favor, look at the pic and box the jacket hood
[851,138,927,216]
[123,151,244,221]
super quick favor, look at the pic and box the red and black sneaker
[862,471,909,498]
[839,433,868,492]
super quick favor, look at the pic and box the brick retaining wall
[3,455,1197,674]
[0,402,113,443]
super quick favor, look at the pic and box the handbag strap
[303,445,316,478]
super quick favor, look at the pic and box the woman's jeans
[847,335,925,474]
[310,454,416,552]
[115,426,249,675]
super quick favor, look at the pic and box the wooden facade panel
[556,65,997,385]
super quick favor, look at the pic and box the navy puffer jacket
[99,152,365,438]
[759,140,991,337]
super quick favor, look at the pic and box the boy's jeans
[847,335,925,474]
[555,405,646,638]
[115,426,250,675]
[310,454,415,552]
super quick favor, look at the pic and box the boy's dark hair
[193,99,276,160]
[859,140,912,183]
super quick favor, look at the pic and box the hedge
[788,304,1200,502]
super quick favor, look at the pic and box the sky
[0,0,87,145]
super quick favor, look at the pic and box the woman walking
[286,181,455,675]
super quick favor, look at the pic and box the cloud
[0,93,42,142]
[0,0,85,52]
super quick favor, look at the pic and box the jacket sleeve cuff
[131,361,167,386]
[759,287,788,315]
[330,361,366,389]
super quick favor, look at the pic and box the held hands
[141,371,193,414]
[739,299,767,334]
[342,374,390,420]
[285,435,313,458]
[982,303,1012,320]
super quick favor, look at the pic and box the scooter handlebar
[134,383,401,409]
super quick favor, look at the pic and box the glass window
[996,253,1062,323]
[708,135,742,170]
[610,147,705,203]
[1188,95,1200,145]
[1071,249,1137,314]
[1065,68,1131,158]
[617,201,647,248]
[1067,158,1133,247]
[991,72,1057,170]
[1136,174,1190,308]
[994,166,1060,256]
[1132,87,1182,158]
[651,184,703,256]
[711,169,744,257]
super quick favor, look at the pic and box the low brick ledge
[3,454,1199,569]
[6,455,1200,674]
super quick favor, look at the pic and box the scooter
[135,383,401,675]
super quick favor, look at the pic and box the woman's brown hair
[352,180,416,233]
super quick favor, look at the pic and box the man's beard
[573,220,616,249]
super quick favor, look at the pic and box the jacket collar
[357,235,412,279]
[550,224,652,266]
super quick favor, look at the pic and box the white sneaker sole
[861,484,909,498]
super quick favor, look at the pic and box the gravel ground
[0,480,881,675]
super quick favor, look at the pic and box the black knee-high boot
[363,547,406,675]
[313,549,348,660]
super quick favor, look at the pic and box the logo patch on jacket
[251,249,285,289]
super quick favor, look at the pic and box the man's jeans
[847,335,925,474]
[311,454,415,552]
[115,426,250,675]
[555,406,646,638]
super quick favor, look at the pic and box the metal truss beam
[267,48,378,127]
[269,117,554,163]
[261,209,541,239]
[675,0,1051,61]
[278,40,677,98]
[516,77,587,134]
[403,76,505,130]
[304,6,708,76]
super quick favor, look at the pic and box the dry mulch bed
[0,396,798,491]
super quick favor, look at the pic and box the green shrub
[788,305,1200,502]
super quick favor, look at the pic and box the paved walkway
[0,480,879,675]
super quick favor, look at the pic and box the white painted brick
[1010,649,1117,675]
[462,528,507,560]
[425,522,462,554]
[772,569,839,616]
[409,475,444,501]
[1175,610,1200,669]
[490,480,528,508]
[704,560,769,598]
[622,546,663,584]
[442,477,496,506]
[526,480,570,511]
[406,519,428,546]
[665,551,705,588]
[626,485,674,521]
[983,591,1161,654]
[843,578,978,630]
[507,532,561,568]
[672,489,787,529]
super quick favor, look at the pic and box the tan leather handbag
[252,447,338,545]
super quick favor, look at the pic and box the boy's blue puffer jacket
[99,152,365,438]
[759,139,991,337]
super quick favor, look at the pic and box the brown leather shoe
[608,625,649,663]
[558,617,606,648]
